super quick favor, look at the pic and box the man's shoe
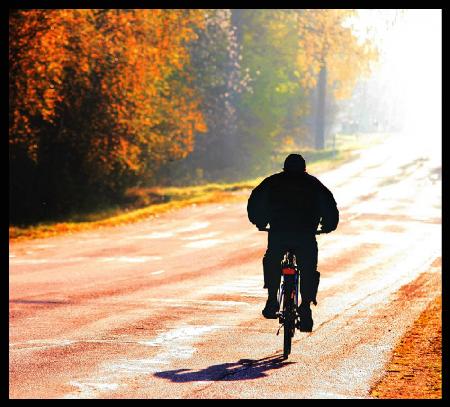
[298,304,313,332]
[262,299,279,319]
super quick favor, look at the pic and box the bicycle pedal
[276,324,283,336]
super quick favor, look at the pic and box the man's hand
[319,225,333,234]
[256,222,268,231]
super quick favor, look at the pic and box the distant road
[10,133,441,398]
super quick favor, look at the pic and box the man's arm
[247,178,271,229]
[317,182,339,233]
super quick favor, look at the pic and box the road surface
[9,133,441,398]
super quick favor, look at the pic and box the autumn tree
[232,9,309,175]
[9,9,206,221]
[165,9,252,182]
[9,9,382,223]
[295,9,378,148]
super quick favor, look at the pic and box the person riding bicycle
[247,153,339,331]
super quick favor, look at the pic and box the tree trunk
[315,65,327,149]
[223,9,244,167]
[231,9,244,44]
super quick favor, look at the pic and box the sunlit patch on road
[130,231,175,240]
[183,239,225,249]
[10,259,51,265]
[63,324,221,398]
[138,325,219,349]
[150,270,165,275]
[201,275,265,298]
[145,298,250,309]
[181,231,221,240]
[98,256,162,263]
[66,381,119,398]
[248,242,261,247]
[177,221,210,233]
[10,257,88,265]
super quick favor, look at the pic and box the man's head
[283,153,306,173]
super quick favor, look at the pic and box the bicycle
[259,227,325,359]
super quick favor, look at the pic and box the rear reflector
[282,267,296,275]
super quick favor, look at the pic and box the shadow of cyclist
[153,354,295,382]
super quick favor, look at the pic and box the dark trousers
[263,231,319,304]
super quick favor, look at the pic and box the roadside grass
[9,132,388,242]
[9,190,244,241]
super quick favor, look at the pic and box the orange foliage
[296,9,378,99]
[9,9,207,176]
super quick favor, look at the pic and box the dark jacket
[247,171,339,234]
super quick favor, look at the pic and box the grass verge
[9,190,244,241]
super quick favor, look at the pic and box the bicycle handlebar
[258,227,326,235]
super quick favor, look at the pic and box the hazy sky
[355,9,441,143]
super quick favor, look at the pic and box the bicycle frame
[258,226,324,358]
[277,252,299,321]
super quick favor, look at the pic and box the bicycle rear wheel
[283,281,295,359]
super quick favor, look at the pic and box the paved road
[9,133,441,398]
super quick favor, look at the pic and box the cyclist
[247,153,339,331]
